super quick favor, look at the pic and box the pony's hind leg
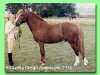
[83,58,88,66]
[38,41,46,66]
[79,50,88,66]
[78,37,88,66]
[68,40,80,66]
[80,43,88,66]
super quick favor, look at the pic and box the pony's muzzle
[15,22,20,27]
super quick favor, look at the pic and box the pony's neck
[26,11,46,31]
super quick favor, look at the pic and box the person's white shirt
[5,20,15,38]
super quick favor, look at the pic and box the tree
[5,3,31,14]
[5,3,77,17]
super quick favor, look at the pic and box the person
[5,14,15,66]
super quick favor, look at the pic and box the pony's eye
[21,14,24,16]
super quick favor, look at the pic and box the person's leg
[7,37,14,66]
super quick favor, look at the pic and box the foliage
[6,3,77,17]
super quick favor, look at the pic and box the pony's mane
[25,9,44,21]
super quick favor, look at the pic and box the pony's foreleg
[38,42,46,66]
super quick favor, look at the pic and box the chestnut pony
[15,9,88,66]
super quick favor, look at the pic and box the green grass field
[5,17,95,72]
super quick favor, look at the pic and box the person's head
[9,14,15,23]
[5,16,9,23]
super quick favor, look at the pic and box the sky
[75,3,95,15]
[76,3,95,9]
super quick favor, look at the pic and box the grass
[5,18,95,72]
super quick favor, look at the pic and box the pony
[69,14,77,20]
[15,9,88,66]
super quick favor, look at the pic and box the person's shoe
[8,53,14,66]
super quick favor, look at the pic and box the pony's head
[15,9,27,26]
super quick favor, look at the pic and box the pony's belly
[34,34,64,44]
[44,39,63,44]
[44,35,64,44]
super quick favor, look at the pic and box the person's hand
[8,27,16,34]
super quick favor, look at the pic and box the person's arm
[5,22,10,34]
[5,23,15,34]
[9,26,16,34]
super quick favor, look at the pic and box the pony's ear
[22,8,25,13]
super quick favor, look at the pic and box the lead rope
[18,26,22,49]
[18,26,20,49]
[14,26,22,49]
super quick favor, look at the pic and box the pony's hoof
[41,62,46,66]
[84,59,88,66]
[74,62,79,66]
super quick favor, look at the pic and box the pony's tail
[77,25,85,59]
